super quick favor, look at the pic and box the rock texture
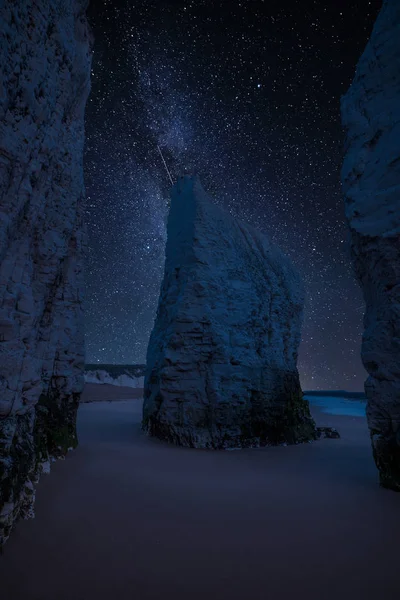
[143,175,316,449]
[341,0,400,490]
[0,0,92,545]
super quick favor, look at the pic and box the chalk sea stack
[0,0,92,545]
[143,175,316,449]
[341,0,400,490]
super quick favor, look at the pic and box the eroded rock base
[367,378,400,492]
[351,232,400,491]
[144,371,316,450]
[0,393,79,546]
[371,434,400,491]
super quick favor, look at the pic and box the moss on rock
[371,431,400,492]
[34,391,79,466]
[0,391,81,547]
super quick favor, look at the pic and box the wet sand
[1,387,399,600]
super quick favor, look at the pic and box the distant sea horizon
[84,364,366,399]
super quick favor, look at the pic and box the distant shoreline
[84,366,367,400]
[304,390,366,400]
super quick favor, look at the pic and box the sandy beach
[1,385,399,600]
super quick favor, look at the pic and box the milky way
[84,0,382,391]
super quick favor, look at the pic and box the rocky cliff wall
[0,0,92,544]
[341,0,400,490]
[143,175,316,449]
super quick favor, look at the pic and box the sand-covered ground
[1,385,400,600]
[81,382,143,402]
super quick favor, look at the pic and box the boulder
[317,427,340,440]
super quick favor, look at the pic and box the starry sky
[84,0,382,391]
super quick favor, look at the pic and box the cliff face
[341,0,400,489]
[0,0,92,544]
[143,175,316,449]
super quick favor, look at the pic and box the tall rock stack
[143,175,316,449]
[0,0,92,544]
[341,0,400,490]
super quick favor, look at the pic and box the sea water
[304,395,366,418]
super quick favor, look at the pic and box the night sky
[84,0,382,391]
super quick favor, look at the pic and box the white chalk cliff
[84,370,145,389]
[143,175,316,449]
[0,0,92,544]
[341,0,400,489]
